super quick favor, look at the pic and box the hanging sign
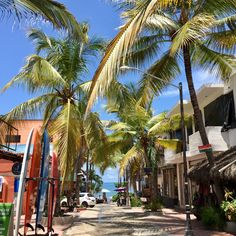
[0,203,14,236]
[198,144,213,153]
[0,176,3,192]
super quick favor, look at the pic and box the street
[63,204,233,236]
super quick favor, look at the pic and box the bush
[112,193,119,202]
[144,199,163,211]
[221,190,236,222]
[201,207,225,229]
[130,196,142,207]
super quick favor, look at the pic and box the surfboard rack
[36,224,45,232]
[25,223,34,231]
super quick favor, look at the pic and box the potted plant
[221,190,236,234]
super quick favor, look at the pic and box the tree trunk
[75,155,82,205]
[86,154,89,192]
[183,46,224,203]
[152,165,158,202]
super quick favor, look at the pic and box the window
[5,135,21,143]
[204,91,236,130]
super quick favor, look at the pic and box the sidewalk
[62,204,234,236]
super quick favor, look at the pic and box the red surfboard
[24,130,42,234]
[47,152,59,234]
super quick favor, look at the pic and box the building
[161,76,236,207]
[0,120,43,210]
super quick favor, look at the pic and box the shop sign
[12,162,21,175]
[0,203,14,236]
[198,144,213,153]
[0,177,3,192]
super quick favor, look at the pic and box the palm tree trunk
[75,155,82,205]
[183,46,223,203]
[86,154,89,192]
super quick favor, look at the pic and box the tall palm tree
[0,0,81,36]
[87,0,236,202]
[105,83,188,204]
[2,27,106,181]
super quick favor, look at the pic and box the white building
[161,76,236,207]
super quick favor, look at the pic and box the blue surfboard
[35,131,50,233]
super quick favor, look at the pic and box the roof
[168,84,224,116]
[0,149,23,162]
[188,146,236,183]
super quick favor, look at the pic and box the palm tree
[105,84,188,205]
[0,0,81,36]
[87,0,236,202]
[2,27,106,182]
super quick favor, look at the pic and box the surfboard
[14,128,34,236]
[35,131,50,234]
[47,152,59,234]
[24,130,42,235]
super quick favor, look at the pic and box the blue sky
[0,0,220,182]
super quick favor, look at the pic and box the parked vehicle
[60,192,96,208]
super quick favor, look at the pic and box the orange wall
[0,120,43,210]
[13,120,43,144]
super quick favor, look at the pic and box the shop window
[204,91,236,131]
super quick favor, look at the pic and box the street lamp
[120,65,194,236]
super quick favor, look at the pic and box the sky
[0,0,220,182]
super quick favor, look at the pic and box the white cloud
[193,70,222,89]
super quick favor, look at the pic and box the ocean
[100,182,117,199]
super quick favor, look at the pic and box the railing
[0,118,19,151]
[189,126,228,153]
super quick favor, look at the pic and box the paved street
[63,204,233,236]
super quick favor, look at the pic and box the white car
[60,192,96,208]
[79,193,96,208]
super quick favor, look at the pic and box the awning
[188,146,236,183]
[0,149,23,162]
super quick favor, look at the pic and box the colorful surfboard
[24,130,42,235]
[47,152,59,234]
[14,128,34,236]
[35,131,50,233]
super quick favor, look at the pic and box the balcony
[0,118,19,152]
[189,126,228,155]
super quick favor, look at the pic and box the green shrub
[112,193,119,202]
[201,207,225,229]
[144,199,163,211]
[130,196,142,207]
[221,190,236,222]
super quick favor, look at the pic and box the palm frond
[0,0,82,37]
[205,30,236,54]
[2,55,65,93]
[192,42,236,80]
[3,94,55,121]
[170,14,215,55]
[119,146,144,176]
[138,51,180,106]
[86,0,161,113]
[156,138,181,151]
[50,99,81,183]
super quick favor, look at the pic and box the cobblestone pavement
[63,204,234,236]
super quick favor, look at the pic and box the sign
[12,162,21,175]
[0,203,14,236]
[198,144,213,153]
[0,177,3,192]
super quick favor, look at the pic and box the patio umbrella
[114,187,126,192]
[101,188,110,193]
